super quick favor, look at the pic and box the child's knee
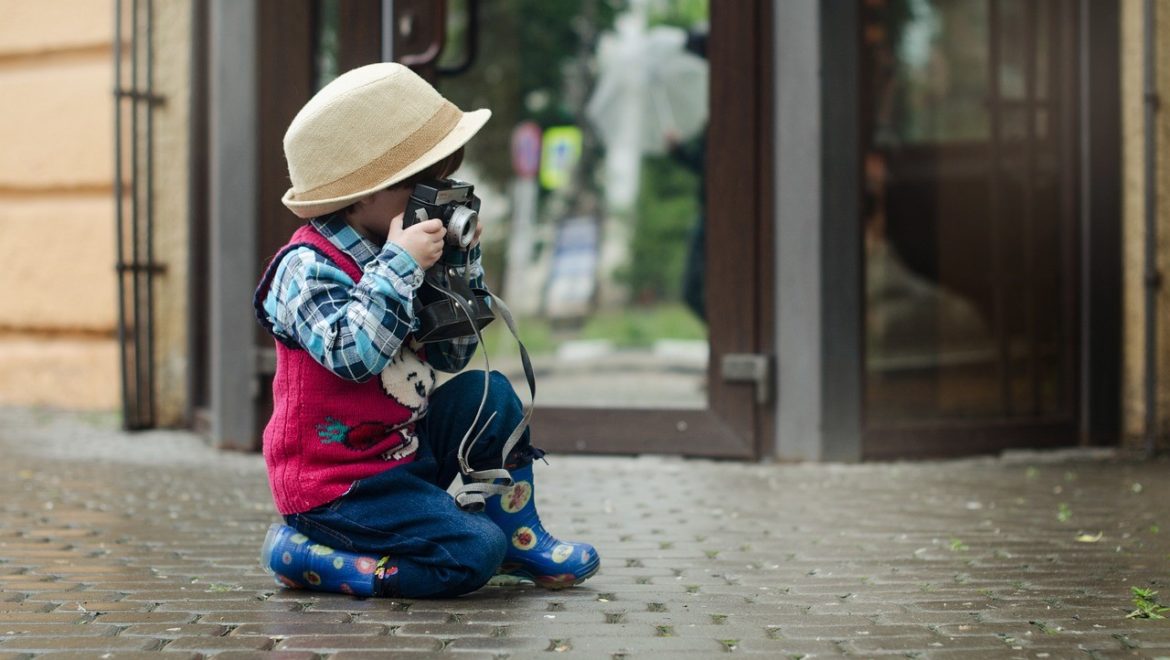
[487,370,522,412]
[421,517,505,597]
[461,517,507,586]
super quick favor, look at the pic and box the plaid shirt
[260,215,482,381]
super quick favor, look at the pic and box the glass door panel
[861,0,1077,433]
[434,0,711,410]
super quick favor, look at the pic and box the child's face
[347,187,411,243]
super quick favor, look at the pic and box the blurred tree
[619,151,699,302]
[436,0,620,191]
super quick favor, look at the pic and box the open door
[250,0,774,459]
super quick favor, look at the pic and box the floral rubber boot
[483,463,600,589]
[259,523,399,597]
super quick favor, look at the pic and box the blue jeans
[285,370,535,598]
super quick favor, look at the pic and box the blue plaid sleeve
[262,243,424,382]
[425,244,485,373]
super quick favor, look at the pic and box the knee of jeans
[487,370,523,415]
[457,517,507,588]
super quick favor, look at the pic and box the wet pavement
[1,406,1169,658]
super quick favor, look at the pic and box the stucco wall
[1121,0,1170,451]
[0,0,118,410]
[0,0,192,423]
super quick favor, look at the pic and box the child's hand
[386,213,447,270]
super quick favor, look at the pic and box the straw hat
[281,62,491,219]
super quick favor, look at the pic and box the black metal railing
[114,0,165,430]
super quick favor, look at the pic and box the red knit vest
[255,224,428,514]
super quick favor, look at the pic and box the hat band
[293,101,463,201]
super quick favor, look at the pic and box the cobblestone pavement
[1,407,1169,659]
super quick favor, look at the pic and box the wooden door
[859,0,1082,458]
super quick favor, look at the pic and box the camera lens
[446,205,478,249]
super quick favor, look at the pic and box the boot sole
[498,555,601,590]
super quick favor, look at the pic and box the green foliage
[483,303,705,358]
[646,0,708,29]
[1127,587,1169,619]
[436,0,619,190]
[617,155,701,303]
[481,313,558,358]
[580,303,705,347]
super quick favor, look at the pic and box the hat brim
[281,108,492,219]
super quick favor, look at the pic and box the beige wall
[0,0,192,423]
[0,0,118,410]
[1121,0,1170,451]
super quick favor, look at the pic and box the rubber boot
[483,463,600,589]
[259,523,399,597]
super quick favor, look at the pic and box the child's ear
[350,194,376,212]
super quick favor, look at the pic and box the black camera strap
[430,269,537,512]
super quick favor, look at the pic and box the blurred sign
[545,215,598,319]
[539,126,582,190]
[511,121,542,179]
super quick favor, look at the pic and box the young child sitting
[254,62,598,598]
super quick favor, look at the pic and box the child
[253,63,598,598]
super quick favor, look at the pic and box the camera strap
[429,269,537,512]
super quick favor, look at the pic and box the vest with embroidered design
[254,223,435,514]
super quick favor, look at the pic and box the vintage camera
[403,178,494,342]
[402,178,480,249]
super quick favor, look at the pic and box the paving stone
[0,623,119,637]
[211,653,320,660]
[0,614,89,625]
[351,610,451,625]
[275,634,441,652]
[0,636,163,652]
[118,623,229,638]
[153,599,298,612]
[393,622,501,637]
[560,634,729,654]
[332,653,495,660]
[441,636,557,652]
[732,637,848,655]
[93,611,197,625]
[197,611,353,626]
[162,635,275,652]
[20,590,123,603]
[0,603,53,615]
[36,654,200,660]
[210,650,320,655]
[231,623,390,637]
[51,601,149,613]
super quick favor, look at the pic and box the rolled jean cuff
[373,557,402,597]
[504,445,545,469]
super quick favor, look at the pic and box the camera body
[402,177,493,342]
[402,178,480,250]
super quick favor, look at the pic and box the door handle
[721,353,775,406]
[393,0,448,68]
